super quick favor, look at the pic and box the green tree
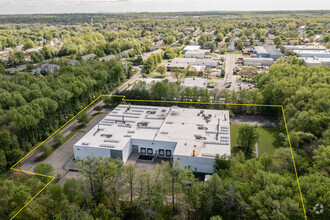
[236,124,259,157]
[11,51,26,65]
[33,163,54,183]
[54,132,65,146]
[216,33,224,42]
[77,112,89,126]
[23,39,35,50]
[164,36,176,45]
[0,150,7,172]
[157,64,167,76]
[273,36,282,46]
[151,82,169,100]
[312,145,330,177]
[324,34,330,42]
[0,130,11,151]
[124,164,136,205]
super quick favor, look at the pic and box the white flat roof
[183,45,201,51]
[182,77,207,89]
[74,105,230,158]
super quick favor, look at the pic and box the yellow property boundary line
[9,95,307,219]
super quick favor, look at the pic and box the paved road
[231,115,278,127]
[19,112,110,175]
[224,53,243,92]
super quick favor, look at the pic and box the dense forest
[0,59,128,172]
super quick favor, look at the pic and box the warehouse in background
[253,45,285,59]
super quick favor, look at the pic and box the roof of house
[82,53,97,61]
[99,55,116,61]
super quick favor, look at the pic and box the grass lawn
[225,51,242,54]
[148,74,167,78]
[256,127,280,156]
[230,124,279,156]
[178,54,185,58]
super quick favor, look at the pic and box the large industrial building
[166,58,218,70]
[181,77,208,90]
[185,50,211,59]
[302,57,330,67]
[243,58,274,68]
[253,45,285,59]
[73,105,231,174]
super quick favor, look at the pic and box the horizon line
[0,9,330,16]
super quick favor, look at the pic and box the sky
[0,0,329,14]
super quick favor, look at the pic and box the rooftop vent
[160,131,169,134]
[81,142,90,146]
[104,139,119,143]
[99,144,115,148]
[101,134,113,138]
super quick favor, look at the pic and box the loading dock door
[132,145,139,152]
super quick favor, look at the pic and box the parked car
[207,84,215,88]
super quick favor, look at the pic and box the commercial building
[183,45,201,53]
[185,50,211,59]
[167,58,218,70]
[73,105,231,174]
[243,58,274,68]
[293,50,330,58]
[284,45,327,51]
[253,45,285,59]
[302,57,330,67]
[181,77,207,90]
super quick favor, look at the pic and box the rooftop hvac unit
[124,135,132,138]
[201,153,217,157]
[166,122,174,124]
[171,111,179,115]
[101,134,113,138]
[81,142,90,146]
[160,131,169,134]
[131,109,144,113]
[127,131,135,134]
[104,139,120,143]
[99,144,115,148]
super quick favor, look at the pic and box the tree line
[0,58,128,172]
